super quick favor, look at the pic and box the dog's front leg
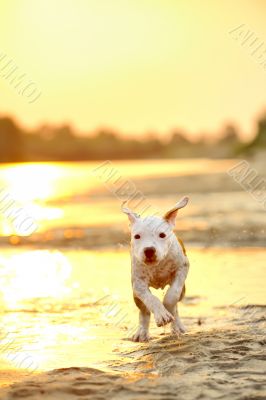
[132,296,151,342]
[133,280,174,328]
[163,262,189,335]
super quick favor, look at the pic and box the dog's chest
[144,262,177,289]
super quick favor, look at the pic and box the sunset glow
[0,1,266,138]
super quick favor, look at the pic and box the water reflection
[0,247,264,374]
[0,163,61,202]
[0,251,72,310]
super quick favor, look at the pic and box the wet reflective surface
[0,247,264,375]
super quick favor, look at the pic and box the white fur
[122,196,190,342]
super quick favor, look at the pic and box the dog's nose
[144,247,156,258]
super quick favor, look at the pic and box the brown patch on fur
[133,296,150,314]
[178,237,187,256]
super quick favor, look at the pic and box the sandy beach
[0,306,265,399]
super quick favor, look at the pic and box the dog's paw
[132,329,150,342]
[171,319,187,335]
[154,307,174,327]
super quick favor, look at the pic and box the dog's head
[122,196,189,266]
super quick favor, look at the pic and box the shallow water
[0,246,264,377]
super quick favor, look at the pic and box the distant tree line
[0,113,265,162]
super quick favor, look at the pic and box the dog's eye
[134,234,141,239]
[159,232,166,238]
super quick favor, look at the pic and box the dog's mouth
[144,256,157,265]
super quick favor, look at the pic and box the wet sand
[0,307,265,400]
[0,247,265,400]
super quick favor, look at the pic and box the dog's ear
[121,201,139,224]
[164,196,189,226]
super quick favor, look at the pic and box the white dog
[122,196,190,342]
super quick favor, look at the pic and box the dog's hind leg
[132,296,151,342]
[170,303,186,335]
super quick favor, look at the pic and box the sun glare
[0,250,72,310]
[1,163,61,203]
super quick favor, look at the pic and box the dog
[122,196,190,342]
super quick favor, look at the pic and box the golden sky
[0,0,266,139]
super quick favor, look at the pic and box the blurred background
[0,0,265,244]
[0,0,265,384]
[0,0,266,162]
